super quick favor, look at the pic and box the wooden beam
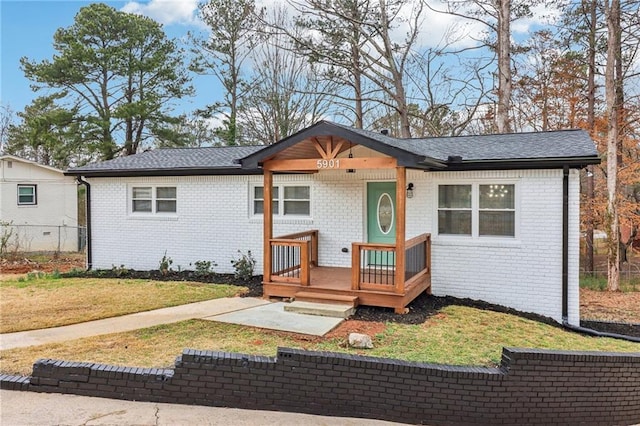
[395,167,406,294]
[328,140,344,159]
[263,157,396,171]
[312,138,328,159]
[263,170,273,284]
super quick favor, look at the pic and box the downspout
[562,165,569,322]
[559,166,640,343]
[76,176,92,270]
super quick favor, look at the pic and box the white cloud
[121,0,200,26]
[512,4,562,34]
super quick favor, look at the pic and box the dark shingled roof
[328,122,599,162]
[67,121,599,177]
[67,145,264,176]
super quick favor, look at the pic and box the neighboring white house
[0,155,79,252]
[67,121,600,325]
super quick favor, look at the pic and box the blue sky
[0,0,218,116]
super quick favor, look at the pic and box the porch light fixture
[346,143,355,173]
[406,183,414,198]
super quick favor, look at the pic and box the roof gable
[0,155,65,175]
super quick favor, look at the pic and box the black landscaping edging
[580,319,640,339]
[2,347,639,425]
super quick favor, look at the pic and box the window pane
[438,210,471,235]
[18,186,34,196]
[156,200,177,213]
[254,186,278,199]
[254,186,263,199]
[439,185,471,208]
[156,187,176,199]
[480,184,514,209]
[284,186,309,199]
[254,200,279,215]
[284,201,310,215]
[133,200,152,212]
[17,185,36,204]
[132,187,152,199]
[479,211,515,236]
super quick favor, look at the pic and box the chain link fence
[1,223,86,256]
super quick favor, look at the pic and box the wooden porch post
[263,169,273,283]
[395,167,406,294]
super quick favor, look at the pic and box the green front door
[367,182,396,266]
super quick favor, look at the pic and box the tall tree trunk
[584,0,597,276]
[496,0,512,133]
[604,0,620,291]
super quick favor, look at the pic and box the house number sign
[316,159,341,169]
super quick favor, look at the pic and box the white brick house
[67,121,599,325]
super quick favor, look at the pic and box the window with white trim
[437,183,515,237]
[17,184,37,205]
[131,186,177,214]
[253,185,310,217]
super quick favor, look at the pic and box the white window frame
[251,183,311,218]
[435,181,518,239]
[129,185,177,215]
[17,184,37,206]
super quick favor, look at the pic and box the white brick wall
[88,167,580,324]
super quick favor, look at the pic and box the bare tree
[242,6,339,144]
[0,104,14,153]
[190,0,263,145]
[424,0,543,133]
[288,0,425,138]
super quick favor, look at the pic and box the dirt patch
[324,320,387,340]
[1,254,85,275]
[580,289,640,324]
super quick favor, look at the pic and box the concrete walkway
[0,298,269,350]
[0,390,405,425]
[0,298,344,350]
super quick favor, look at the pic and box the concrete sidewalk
[0,298,345,350]
[0,390,405,425]
[0,298,269,350]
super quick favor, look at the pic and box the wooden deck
[263,265,431,313]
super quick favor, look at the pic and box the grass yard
[0,276,247,333]
[1,305,638,376]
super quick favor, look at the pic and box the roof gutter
[76,176,92,270]
[65,167,263,178]
[445,157,601,171]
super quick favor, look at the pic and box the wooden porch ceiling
[262,135,353,162]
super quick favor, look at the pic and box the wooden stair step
[294,291,359,307]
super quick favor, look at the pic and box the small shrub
[111,264,129,277]
[159,251,173,276]
[194,260,217,276]
[231,250,256,281]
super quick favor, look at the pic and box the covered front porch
[239,122,438,313]
[263,230,431,313]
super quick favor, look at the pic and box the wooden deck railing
[404,233,431,283]
[269,230,318,286]
[352,233,431,293]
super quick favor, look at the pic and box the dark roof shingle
[67,121,599,177]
